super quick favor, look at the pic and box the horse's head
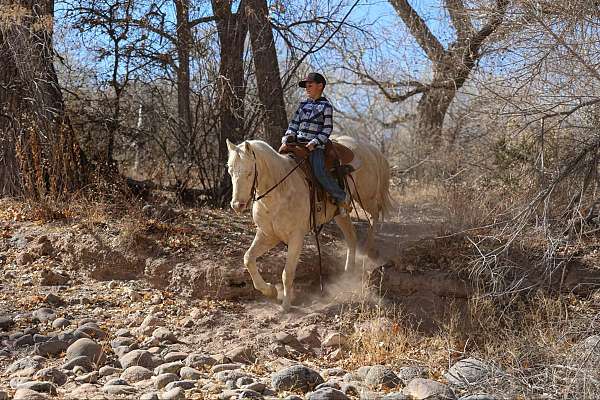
[226,139,255,213]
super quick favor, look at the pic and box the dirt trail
[0,194,457,379]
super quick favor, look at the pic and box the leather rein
[249,149,305,202]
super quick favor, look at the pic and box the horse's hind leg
[334,213,357,272]
[365,210,380,259]
[245,230,279,299]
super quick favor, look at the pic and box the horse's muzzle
[231,201,247,213]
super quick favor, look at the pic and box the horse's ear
[243,141,251,153]
[226,138,237,152]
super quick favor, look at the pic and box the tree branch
[468,0,509,53]
[350,68,428,103]
[389,0,446,61]
[189,15,217,28]
[445,0,474,43]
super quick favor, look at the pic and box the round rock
[111,336,136,349]
[164,380,196,391]
[119,349,154,369]
[121,366,153,383]
[14,334,34,347]
[214,369,249,383]
[211,363,243,373]
[13,389,50,400]
[32,308,55,323]
[61,356,94,372]
[155,373,179,389]
[161,387,185,400]
[33,340,68,357]
[0,315,15,331]
[179,366,203,380]
[51,318,70,329]
[444,358,491,387]
[65,338,105,365]
[152,327,177,343]
[186,353,216,369]
[307,388,349,400]
[272,365,325,393]
[164,351,188,363]
[33,367,67,386]
[364,365,401,389]
[155,361,184,375]
[15,381,56,395]
[76,322,107,340]
[102,384,137,395]
[99,366,122,377]
[397,366,428,383]
[238,389,263,398]
[6,357,44,375]
[403,378,456,400]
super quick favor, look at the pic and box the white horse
[226,136,395,310]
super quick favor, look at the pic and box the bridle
[248,149,305,203]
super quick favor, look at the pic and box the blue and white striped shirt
[285,96,333,149]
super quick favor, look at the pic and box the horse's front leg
[334,213,357,272]
[245,230,279,299]
[281,233,304,311]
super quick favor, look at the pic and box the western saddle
[278,136,358,218]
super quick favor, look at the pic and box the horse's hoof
[262,284,278,299]
[275,283,285,301]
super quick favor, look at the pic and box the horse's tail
[378,154,397,221]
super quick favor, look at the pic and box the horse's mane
[245,140,297,192]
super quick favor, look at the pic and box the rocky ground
[0,194,599,399]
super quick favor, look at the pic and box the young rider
[282,72,351,214]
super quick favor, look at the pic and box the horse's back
[332,135,395,219]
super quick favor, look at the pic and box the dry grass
[322,288,599,398]
[311,175,600,398]
[2,172,599,399]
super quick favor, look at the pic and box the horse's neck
[255,149,297,196]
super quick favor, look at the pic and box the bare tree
[0,0,85,197]
[210,0,248,204]
[351,0,509,151]
[246,0,287,149]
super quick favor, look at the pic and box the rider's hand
[306,143,316,151]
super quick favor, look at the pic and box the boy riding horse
[281,72,352,214]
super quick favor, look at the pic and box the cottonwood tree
[246,0,287,148]
[347,0,510,151]
[0,0,85,197]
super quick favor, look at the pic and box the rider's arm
[283,105,301,143]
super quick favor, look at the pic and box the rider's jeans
[309,148,346,204]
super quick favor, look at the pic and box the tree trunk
[175,0,193,153]
[414,51,480,150]
[212,0,248,205]
[0,0,85,198]
[389,0,508,152]
[414,85,453,150]
[246,0,288,149]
